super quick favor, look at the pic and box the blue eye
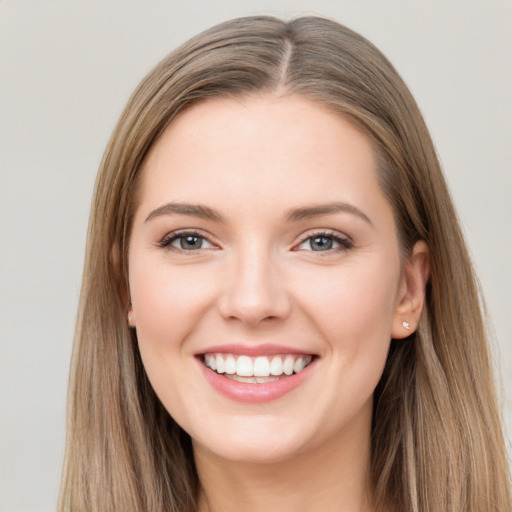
[160,232,214,251]
[298,233,352,252]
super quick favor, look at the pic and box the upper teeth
[204,354,312,377]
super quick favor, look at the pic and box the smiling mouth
[202,353,314,384]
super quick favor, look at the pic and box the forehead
[136,94,390,223]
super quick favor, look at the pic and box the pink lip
[196,356,317,403]
[194,343,312,357]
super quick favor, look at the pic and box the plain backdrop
[1,1,511,511]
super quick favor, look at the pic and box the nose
[217,245,291,327]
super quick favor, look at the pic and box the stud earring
[128,313,133,325]
[402,321,411,330]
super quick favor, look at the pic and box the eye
[159,231,215,252]
[297,232,353,252]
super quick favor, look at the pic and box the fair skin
[127,94,429,512]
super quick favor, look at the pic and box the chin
[194,437,304,465]
[189,415,323,465]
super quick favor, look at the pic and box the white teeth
[206,354,216,371]
[293,357,306,373]
[283,355,295,376]
[255,376,280,383]
[270,356,283,376]
[203,353,313,380]
[236,355,253,377]
[224,355,236,374]
[253,356,270,377]
[216,354,225,374]
[227,374,258,383]
[226,374,281,384]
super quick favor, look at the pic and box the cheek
[129,258,218,354]
[128,258,219,418]
[295,257,399,403]
[298,258,399,344]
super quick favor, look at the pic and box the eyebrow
[285,202,374,227]
[144,201,373,227]
[145,203,224,223]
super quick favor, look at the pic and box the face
[127,94,415,464]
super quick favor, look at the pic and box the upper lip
[194,343,315,357]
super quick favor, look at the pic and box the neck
[194,409,375,512]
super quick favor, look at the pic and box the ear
[111,243,135,327]
[391,240,430,339]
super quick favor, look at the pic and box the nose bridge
[219,239,290,325]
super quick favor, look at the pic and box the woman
[59,15,511,512]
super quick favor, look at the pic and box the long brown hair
[59,16,511,512]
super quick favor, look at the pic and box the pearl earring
[402,321,411,330]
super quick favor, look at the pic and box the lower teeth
[224,374,284,384]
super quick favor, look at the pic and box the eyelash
[158,230,216,252]
[158,230,353,254]
[295,230,353,253]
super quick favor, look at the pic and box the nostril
[218,291,291,326]
[216,260,291,325]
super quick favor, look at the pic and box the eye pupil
[181,235,202,249]
[311,236,333,251]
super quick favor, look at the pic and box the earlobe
[391,240,430,339]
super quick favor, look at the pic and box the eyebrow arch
[145,202,224,223]
[285,202,374,227]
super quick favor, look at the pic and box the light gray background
[1,2,510,511]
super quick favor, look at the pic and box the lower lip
[197,357,317,403]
